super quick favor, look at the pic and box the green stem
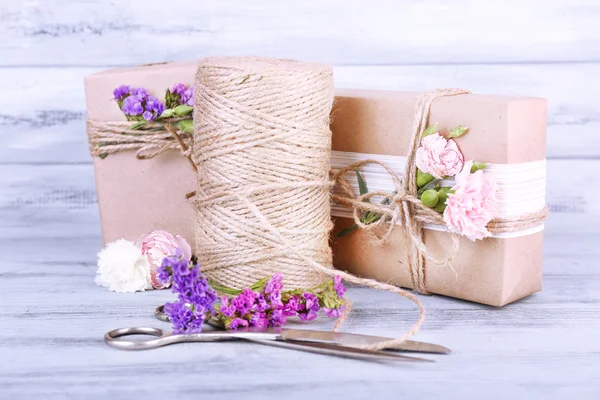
[209,281,242,296]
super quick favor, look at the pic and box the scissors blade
[280,329,451,355]
[249,338,432,362]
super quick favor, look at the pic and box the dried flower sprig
[157,249,217,334]
[97,83,195,159]
[214,274,347,328]
[114,83,194,130]
[158,253,348,333]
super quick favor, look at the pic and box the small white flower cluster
[95,239,151,293]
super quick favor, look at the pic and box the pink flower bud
[135,230,192,289]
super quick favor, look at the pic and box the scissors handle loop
[104,327,179,350]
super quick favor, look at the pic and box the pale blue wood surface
[1,0,599,398]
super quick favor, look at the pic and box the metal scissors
[104,305,450,363]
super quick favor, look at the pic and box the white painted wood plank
[1,63,599,164]
[1,0,599,67]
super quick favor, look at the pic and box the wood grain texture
[1,255,599,399]
[1,0,599,66]
[1,63,599,164]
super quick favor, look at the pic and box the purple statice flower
[264,273,283,307]
[157,264,172,285]
[121,95,144,116]
[188,275,218,312]
[265,272,283,294]
[298,292,320,321]
[182,87,194,106]
[268,290,282,306]
[220,296,236,318]
[269,308,286,327]
[157,248,187,286]
[250,312,268,328]
[282,294,301,317]
[113,85,131,101]
[131,87,149,98]
[256,294,270,313]
[142,95,166,121]
[229,317,249,330]
[117,86,165,120]
[171,83,187,96]
[164,302,205,334]
[232,288,258,316]
[323,305,346,319]
[160,249,217,334]
[333,275,346,298]
[172,83,194,106]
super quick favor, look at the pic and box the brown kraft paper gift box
[84,62,198,246]
[330,89,547,306]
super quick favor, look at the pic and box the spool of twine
[192,56,335,290]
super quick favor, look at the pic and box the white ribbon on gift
[330,150,546,239]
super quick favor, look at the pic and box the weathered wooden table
[2,213,598,398]
[2,1,599,398]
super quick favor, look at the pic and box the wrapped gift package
[85,62,547,306]
[330,89,547,306]
[84,62,198,245]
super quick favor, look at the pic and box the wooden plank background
[1,1,599,398]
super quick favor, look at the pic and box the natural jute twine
[87,120,197,172]
[192,56,336,290]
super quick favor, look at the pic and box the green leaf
[209,280,243,296]
[173,105,194,117]
[355,168,369,197]
[422,123,438,138]
[176,119,194,134]
[470,162,488,173]
[157,108,175,119]
[364,212,381,225]
[337,223,358,238]
[448,125,468,138]
[420,189,440,208]
[131,121,147,130]
[98,153,108,159]
[417,169,435,187]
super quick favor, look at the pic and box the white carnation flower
[95,239,151,293]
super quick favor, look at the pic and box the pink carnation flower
[135,230,192,289]
[415,133,464,179]
[443,161,499,241]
